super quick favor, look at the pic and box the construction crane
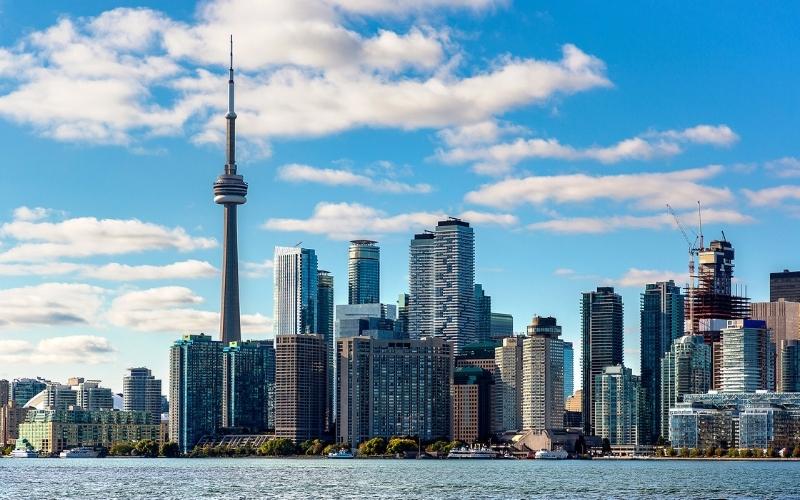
[667,202,704,335]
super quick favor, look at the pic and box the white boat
[447,446,498,459]
[534,449,569,460]
[327,449,354,459]
[59,447,100,458]
[10,448,39,458]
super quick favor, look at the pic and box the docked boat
[327,449,354,459]
[59,447,100,458]
[534,449,569,460]
[10,448,39,458]
[447,446,498,459]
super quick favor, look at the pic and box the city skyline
[1,1,800,393]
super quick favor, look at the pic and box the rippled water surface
[2,457,799,499]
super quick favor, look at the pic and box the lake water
[1,458,798,499]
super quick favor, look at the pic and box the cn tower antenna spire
[225,35,236,175]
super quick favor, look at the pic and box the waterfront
[1,458,798,499]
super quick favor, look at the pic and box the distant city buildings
[474,284,492,342]
[273,246,319,335]
[222,340,275,432]
[594,365,640,446]
[522,316,564,432]
[660,334,711,439]
[782,340,800,392]
[563,342,574,400]
[770,269,800,303]
[317,269,335,426]
[451,366,493,443]
[348,240,380,304]
[396,293,410,337]
[408,232,435,338]
[490,312,514,339]
[0,402,28,446]
[275,334,327,442]
[751,299,800,391]
[720,319,775,393]
[0,380,8,406]
[123,368,162,425]
[494,337,523,432]
[9,378,46,407]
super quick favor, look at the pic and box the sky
[0,0,798,393]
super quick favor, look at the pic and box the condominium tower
[750,300,800,391]
[434,219,476,353]
[273,246,318,335]
[522,316,564,432]
[594,365,641,446]
[275,334,327,442]
[348,240,380,304]
[408,232,435,338]
[122,368,162,424]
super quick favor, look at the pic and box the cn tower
[213,36,248,344]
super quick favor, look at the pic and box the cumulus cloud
[277,163,432,193]
[465,165,731,210]
[107,286,271,334]
[12,206,61,222]
[330,0,507,15]
[743,185,800,207]
[0,283,105,328]
[764,157,800,178]
[614,268,686,288]
[0,259,218,280]
[244,259,274,278]
[0,210,216,262]
[526,208,752,234]
[263,202,516,239]
[655,124,739,146]
[0,335,116,365]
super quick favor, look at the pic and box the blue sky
[0,0,798,392]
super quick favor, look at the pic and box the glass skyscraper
[222,340,275,432]
[594,365,640,446]
[317,270,334,429]
[563,341,574,399]
[273,246,318,335]
[409,232,435,338]
[721,319,775,392]
[434,219,476,354]
[660,334,711,437]
[348,240,380,304]
[474,284,492,342]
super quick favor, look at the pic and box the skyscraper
[275,334,327,442]
[660,334,711,439]
[222,340,275,431]
[396,293,410,338]
[9,378,46,407]
[522,316,564,432]
[0,380,8,406]
[408,232,435,338]
[123,368,163,425]
[781,340,800,392]
[770,270,800,302]
[317,269,335,428]
[474,284,492,342]
[434,218,476,353]
[495,337,523,432]
[563,341,574,399]
[490,312,514,339]
[581,287,624,436]
[640,280,684,444]
[213,38,248,345]
[721,319,776,393]
[348,240,380,304]
[594,365,640,446]
[169,333,224,453]
[751,299,800,391]
[273,246,318,335]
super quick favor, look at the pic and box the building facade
[474,284,492,342]
[581,287,624,436]
[275,334,327,442]
[751,300,800,391]
[74,380,113,411]
[317,269,335,426]
[348,240,380,304]
[222,340,275,432]
[522,317,564,432]
[0,402,29,446]
[451,367,493,443]
[770,269,800,303]
[721,319,775,393]
[563,342,574,400]
[0,380,8,406]
[9,378,47,407]
[123,368,162,425]
[408,232,435,338]
[495,337,523,433]
[594,365,640,446]
[396,293,410,337]
[273,246,318,335]
[782,340,800,392]
[660,334,711,440]
[433,219,476,354]
[490,313,514,339]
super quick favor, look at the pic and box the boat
[327,449,355,459]
[447,446,498,459]
[59,447,100,458]
[534,449,569,460]
[10,448,39,458]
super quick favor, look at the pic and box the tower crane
[667,202,704,335]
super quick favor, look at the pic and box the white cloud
[0,335,116,365]
[465,165,731,210]
[277,163,432,193]
[656,124,739,146]
[526,208,752,234]
[330,0,506,15]
[244,259,274,278]
[12,206,60,222]
[107,286,271,334]
[263,201,516,239]
[614,268,686,288]
[0,283,105,328]
[764,157,800,178]
[0,211,216,262]
[743,185,800,207]
[0,259,218,280]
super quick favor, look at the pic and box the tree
[705,446,716,458]
[358,437,387,456]
[766,447,776,458]
[742,448,753,458]
[601,438,612,455]
[715,447,725,458]
[727,448,738,458]
[664,447,675,457]
[160,442,180,458]
[679,447,690,458]
[259,438,296,456]
[386,438,417,455]
[753,448,763,458]
[133,439,159,458]
[300,439,326,455]
[689,448,699,458]
[110,442,134,456]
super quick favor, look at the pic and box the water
[1,458,798,499]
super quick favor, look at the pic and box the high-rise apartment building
[522,316,564,432]
[0,401,29,446]
[396,293,410,337]
[581,287,624,436]
[451,366,493,443]
[123,368,162,425]
[336,336,452,448]
[770,270,800,302]
[721,319,776,392]
[660,334,711,439]
[751,300,800,391]
[74,379,113,411]
[348,240,380,304]
[434,219,476,354]
[169,333,224,453]
[640,280,684,445]
[409,232,435,338]
[782,340,800,392]
[9,378,47,407]
[317,269,335,426]
[594,365,640,446]
[273,246,318,335]
[222,340,275,431]
[474,284,492,342]
[0,380,8,405]
[275,334,327,442]
[563,342,574,400]
[495,337,523,432]
[490,313,514,339]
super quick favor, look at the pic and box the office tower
[29,382,77,410]
[490,312,514,339]
[495,337,523,432]
[275,334,327,443]
[563,342,574,400]
[396,293,410,338]
[123,368,163,425]
[522,316,564,432]
[0,380,8,405]
[564,390,582,428]
[222,340,275,431]
[273,246,318,335]
[660,335,711,439]
[455,340,500,433]
[348,240,380,304]
[770,269,800,302]
[451,366,493,443]
[169,334,224,453]
[74,380,113,411]
[213,39,248,344]
[474,284,492,342]
[317,269,335,429]
[408,232,435,338]
[336,303,399,340]
[781,340,800,392]
[10,378,47,407]
[581,287,624,436]
[751,300,800,391]
[336,337,452,449]
[640,280,684,445]
[434,218,476,353]
[594,365,640,446]
[721,319,776,392]
[0,402,29,446]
